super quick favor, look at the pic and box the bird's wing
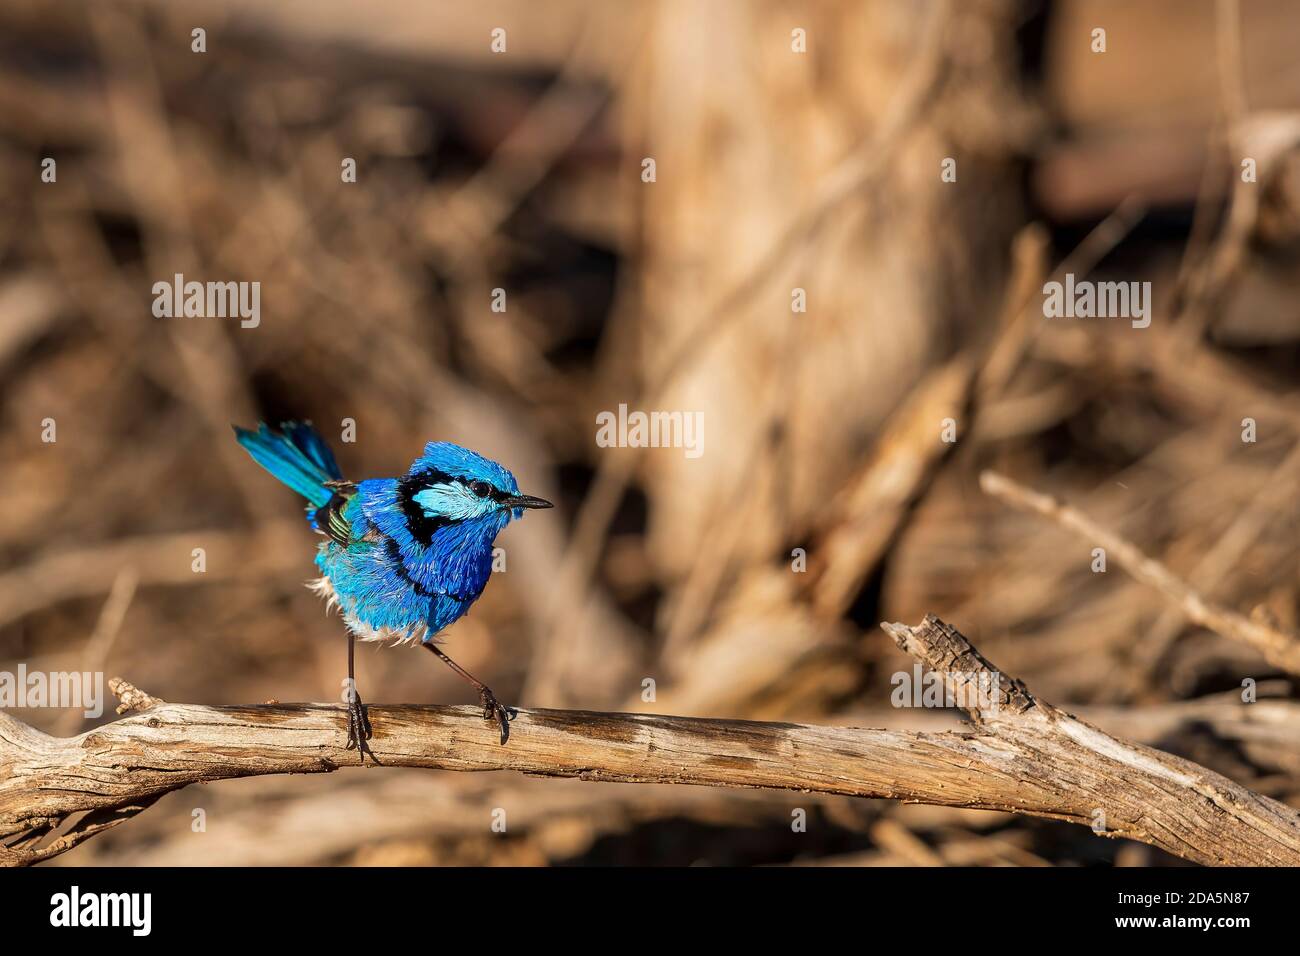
[315,480,358,546]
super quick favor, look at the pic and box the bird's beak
[502,493,553,510]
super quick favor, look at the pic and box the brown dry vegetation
[1,0,1298,866]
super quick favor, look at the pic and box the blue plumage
[234,422,341,509]
[233,421,552,754]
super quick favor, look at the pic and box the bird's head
[399,442,552,539]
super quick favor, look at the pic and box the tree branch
[980,469,1300,674]
[2,616,1298,866]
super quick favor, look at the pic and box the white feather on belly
[307,576,440,647]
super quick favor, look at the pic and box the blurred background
[2,0,1299,866]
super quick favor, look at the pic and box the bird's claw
[479,687,515,745]
[344,693,376,764]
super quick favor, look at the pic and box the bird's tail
[232,421,343,509]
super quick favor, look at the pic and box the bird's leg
[344,631,375,764]
[422,643,514,744]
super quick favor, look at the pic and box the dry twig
[980,470,1300,675]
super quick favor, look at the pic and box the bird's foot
[478,687,515,745]
[344,692,376,765]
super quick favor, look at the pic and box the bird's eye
[469,481,492,498]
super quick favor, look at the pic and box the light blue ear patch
[414,482,495,522]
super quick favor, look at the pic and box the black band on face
[396,468,459,546]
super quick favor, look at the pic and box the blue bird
[233,421,552,760]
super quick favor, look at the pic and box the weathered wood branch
[2,616,1298,866]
